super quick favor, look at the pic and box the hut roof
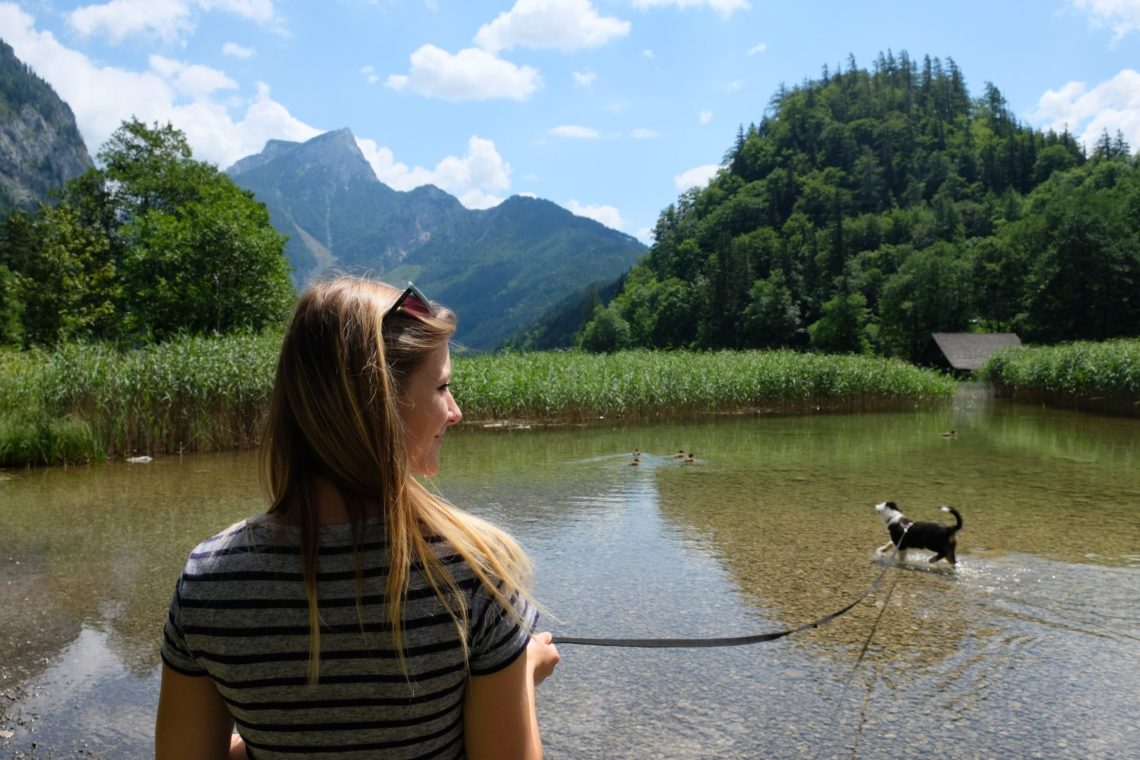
[929,332,1022,371]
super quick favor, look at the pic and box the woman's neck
[269,474,380,526]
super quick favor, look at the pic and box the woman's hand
[527,631,560,687]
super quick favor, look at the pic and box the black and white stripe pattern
[162,515,535,759]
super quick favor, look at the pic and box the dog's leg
[877,542,895,554]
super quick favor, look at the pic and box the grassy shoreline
[6,334,1139,469]
[1,335,960,467]
[979,338,1140,417]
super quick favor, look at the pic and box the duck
[940,430,957,439]
[683,452,696,464]
[673,449,686,459]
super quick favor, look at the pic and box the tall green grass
[0,332,280,466]
[452,349,956,422]
[1,338,956,467]
[979,338,1140,416]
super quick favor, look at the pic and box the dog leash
[555,559,893,648]
[818,542,905,760]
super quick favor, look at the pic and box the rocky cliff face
[0,40,93,214]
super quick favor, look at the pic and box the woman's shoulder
[198,515,268,547]
[181,515,293,573]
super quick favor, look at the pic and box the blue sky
[2,1,1138,243]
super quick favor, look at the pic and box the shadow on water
[1,390,1138,758]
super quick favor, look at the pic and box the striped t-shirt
[161,514,537,759]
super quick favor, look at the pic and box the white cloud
[549,125,601,138]
[67,0,194,43]
[572,69,596,87]
[356,140,434,189]
[65,0,279,44]
[642,48,655,58]
[149,55,238,100]
[630,127,659,138]
[358,135,512,210]
[196,0,275,24]
[226,83,322,156]
[632,0,751,17]
[636,226,655,244]
[386,45,541,101]
[474,0,630,53]
[1031,68,1140,154]
[698,110,713,124]
[222,41,254,58]
[1070,0,1140,40]
[360,65,379,84]
[0,5,317,170]
[675,163,719,190]
[716,79,744,93]
[747,41,767,56]
[565,200,624,231]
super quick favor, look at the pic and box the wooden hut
[920,332,1021,375]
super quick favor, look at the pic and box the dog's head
[874,501,904,526]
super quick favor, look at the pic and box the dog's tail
[941,505,963,531]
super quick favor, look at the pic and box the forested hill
[574,51,1139,358]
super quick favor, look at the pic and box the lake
[1,386,1138,758]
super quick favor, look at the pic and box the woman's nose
[447,396,462,425]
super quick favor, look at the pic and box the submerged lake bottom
[2,391,1138,758]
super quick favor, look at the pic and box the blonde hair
[259,277,533,682]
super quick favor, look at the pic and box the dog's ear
[886,501,897,508]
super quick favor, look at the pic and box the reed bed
[1,338,956,467]
[451,349,956,423]
[979,338,1140,416]
[0,332,280,466]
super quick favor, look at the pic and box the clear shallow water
[1,389,1138,758]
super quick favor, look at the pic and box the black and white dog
[874,501,963,565]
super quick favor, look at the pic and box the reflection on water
[1,393,1138,758]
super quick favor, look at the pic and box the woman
[156,278,559,759]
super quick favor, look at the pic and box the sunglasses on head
[385,282,435,321]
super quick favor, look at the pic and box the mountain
[0,39,93,215]
[227,129,646,348]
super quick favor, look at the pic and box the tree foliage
[0,118,294,346]
[579,51,1138,358]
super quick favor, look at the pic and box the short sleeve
[467,584,539,676]
[159,577,207,676]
